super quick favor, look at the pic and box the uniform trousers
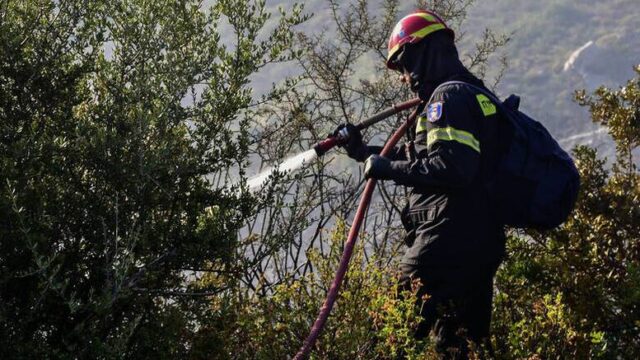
[399,261,501,359]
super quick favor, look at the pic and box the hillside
[465,0,639,154]
[243,0,639,157]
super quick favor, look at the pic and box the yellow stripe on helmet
[387,23,447,62]
[427,126,481,153]
[412,12,438,22]
[411,23,446,40]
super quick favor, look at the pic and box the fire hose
[294,99,422,360]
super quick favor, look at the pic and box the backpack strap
[433,81,524,126]
[435,80,504,107]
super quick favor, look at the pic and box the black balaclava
[399,31,482,101]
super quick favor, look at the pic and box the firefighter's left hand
[363,155,393,180]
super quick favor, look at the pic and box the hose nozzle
[313,136,339,156]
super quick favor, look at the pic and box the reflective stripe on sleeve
[415,116,429,134]
[426,126,481,153]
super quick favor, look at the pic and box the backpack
[440,81,580,230]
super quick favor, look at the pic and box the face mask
[397,42,429,97]
[408,72,422,93]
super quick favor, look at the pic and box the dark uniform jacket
[380,76,506,267]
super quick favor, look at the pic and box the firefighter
[334,10,506,359]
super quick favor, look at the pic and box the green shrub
[204,220,435,359]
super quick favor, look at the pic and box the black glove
[363,154,394,180]
[331,123,370,162]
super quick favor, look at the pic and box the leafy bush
[491,66,640,359]
[0,0,306,358]
[205,220,436,359]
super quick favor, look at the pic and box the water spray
[247,98,421,192]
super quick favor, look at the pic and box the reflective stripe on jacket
[388,80,506,266]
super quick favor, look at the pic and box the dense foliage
[0,0,305,358]
[206,221,435,359]
[490,70,640,358]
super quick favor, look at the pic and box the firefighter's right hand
[332,123,369,162]
[332,123,360,144]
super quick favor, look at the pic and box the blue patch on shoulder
[427,102,443,122]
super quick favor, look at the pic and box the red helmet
[386,10,454,70]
